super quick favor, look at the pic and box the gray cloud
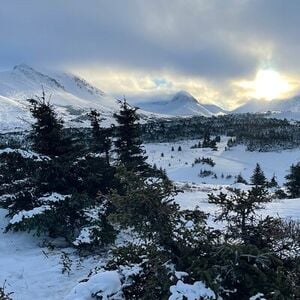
[0,0,299,92]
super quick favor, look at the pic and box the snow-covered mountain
[136,91,225,117]
[0,64,118,109]
[2,64,300,132]
[0,64,120,131]
[233,96,300,114]
[201,103,228,115]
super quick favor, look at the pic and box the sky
[1,0,300,109]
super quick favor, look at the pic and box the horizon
[1,1,300,109]
[2,63,299,112]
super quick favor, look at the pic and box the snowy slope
[145,137,300,222]
[0,208,102,300]
[0,64,118,109]
[234,96,300,116]
[0,64,120,130]
[137,91,222,117]
[145,137,300,186]
[202,103,228,115]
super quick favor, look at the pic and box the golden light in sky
[253,69,290,100]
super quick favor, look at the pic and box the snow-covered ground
[0,209,104,300]
[145,137,300,186]
[0,137,299,299]
[175,189,300,220]
[145,137,300,220]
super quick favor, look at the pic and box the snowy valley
[0,67,300,300]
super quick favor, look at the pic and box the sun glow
[253,69,289,100]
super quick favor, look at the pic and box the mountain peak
[13,64,35,73]
[174,90,193,97]
[12,64,65,90]
[172,90,199,104]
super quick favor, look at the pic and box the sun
[253,69,289,100]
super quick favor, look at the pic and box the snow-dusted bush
[169,280,216,300]
[0,282,13,300]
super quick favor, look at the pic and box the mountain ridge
[136,91,226,117]
[233,96,300,114]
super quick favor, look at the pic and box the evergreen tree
[113,99,148,172]
[87,109,111,164]
[27,91,69,156]
[202,131,211,148]
[110,167,178,244]
[285,162,300,198]
[268,174,278,188]
[250,163,266,186]
[235,173,248,185]
[208,186,271,243]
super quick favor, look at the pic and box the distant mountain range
[0,64,299,131]
[138,92,300,120]
[136,91,227,117]
[233,97,300,114]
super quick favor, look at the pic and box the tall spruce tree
[28,91,68,156]
[285,162,300,198]
[113,99,148,172]
[88,109,111,164]
[250,163,266,186]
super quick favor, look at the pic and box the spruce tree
[113,99,148,172]
[250,163,266,186]
[202,131,211,147]
[208,186,271,243]
[268,174,278,188]
[235,173,248,185]
[285,162,300,198]
[88,109,111,164]
[27,91,68,156]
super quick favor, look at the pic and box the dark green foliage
[60,251,72,275]
[0,281,13,300]
[205,243,297,299]
[140,114,300,151]
[250,163,267,186]
[193,156,215,167]
[110,167,178,243]
[235,173,248,184]
[113,99,148,173]
[87,109,112,164]
[267,174,278,188]
[27,91,70,156]
[108,244,173,300]
[201,132,218,150]
[190,140,202,149]
[69,155,116,196]
[198,169,215,178]
[285,162,300,198]
[1,98,117,250]
[208,186,271,243]
[202,131,211,148]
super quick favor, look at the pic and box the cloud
[0,0,300,107]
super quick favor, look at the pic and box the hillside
[0,64,119,130]
[136,91,226,117]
